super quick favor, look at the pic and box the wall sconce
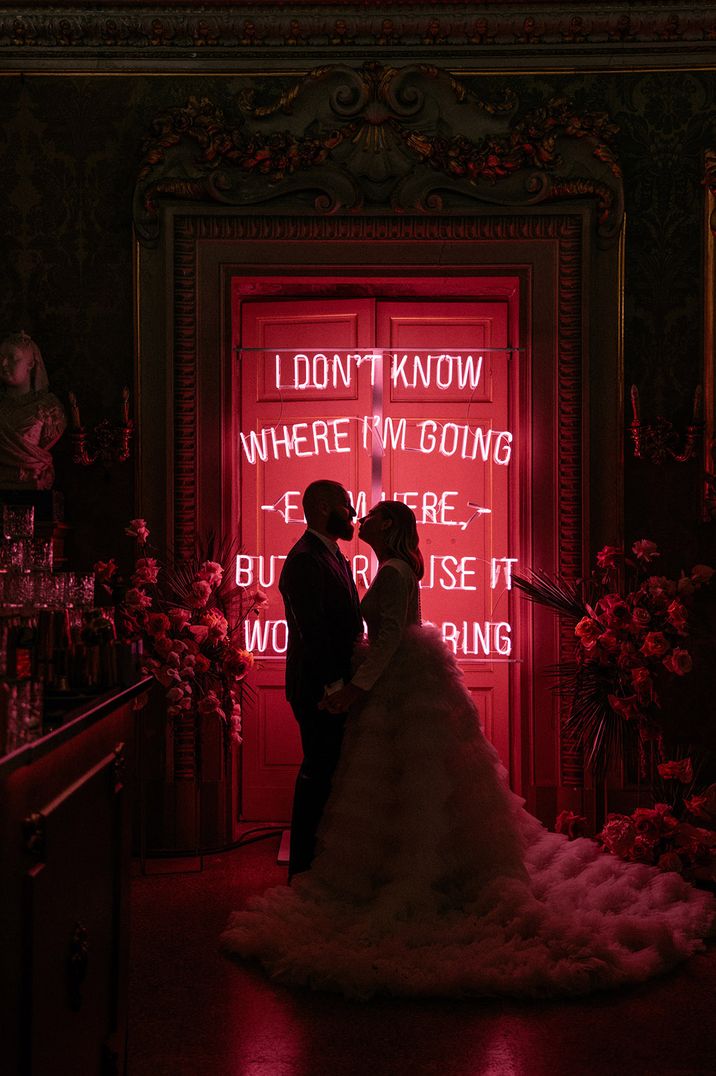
[68,388,134,466]
[628,384,704,465]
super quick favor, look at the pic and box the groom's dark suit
[279,530,363,879]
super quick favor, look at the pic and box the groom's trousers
[288,702,346,881]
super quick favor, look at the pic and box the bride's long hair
[378,500,425,580]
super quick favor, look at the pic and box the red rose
[657,757,694,784]
[640,631,669,658]
[666,600,688,633]
[194,654,211,674]
[630,606,651,631]
[662,647,692,676]
[632,804,678,839]
[184,580,211,608]
[223,646,254,679]
[599,815,636,858]
[555,809,588,840]
[596,546,622,568]
[631,539,659,563]
[146,612,171,637]
[575,617,601,649]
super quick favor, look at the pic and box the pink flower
[166,685,186,704]
[631,538,659,563]
[197,560,224,587]
[631,834,658,864]
[603,600,631,630]
[187,624,210,644]
[632,804,678,839]
[194,653,211,674]
[666,600,688,633]
[640,631,669,658]
[599,815,636,857]
[246,588,269,611]
[596,546,622,568]
[167,607,192,631]
[153,635,174,659]
[187,579,212,608]
[657,758,694,784]
[597,630,620,653]
[146,612,171,637]
[554,809,588,840]
[198,690,226,720]
[125,518,150,543]
[125,587,152,610]
[94,558,118,584]
[575,617,601,644]
[222,646,254,679]
[691,563,715,586]
[132,557,160,585]
[662,647,692,676]
[646,575,676,604]
[630,606,651,631]
[201,610,229,642]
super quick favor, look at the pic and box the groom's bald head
[303,481,355,540]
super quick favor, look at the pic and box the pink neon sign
[239,347,518,660]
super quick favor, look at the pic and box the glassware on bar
[2,504,34,540]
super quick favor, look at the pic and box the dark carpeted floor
[128,834,716,1076]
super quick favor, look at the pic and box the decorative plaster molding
[134,63,623,247]
[0,4,716,70]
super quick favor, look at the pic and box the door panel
[239,300,374,819]
[238,295,516,819]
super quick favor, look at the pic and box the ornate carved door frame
[134,65,624,818]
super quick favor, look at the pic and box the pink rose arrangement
[95,519,268,741]
[514,540,714,778]
[597,760,716,883]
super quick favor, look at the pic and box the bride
[222,500,715,999]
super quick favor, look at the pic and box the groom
[279,479,363,880]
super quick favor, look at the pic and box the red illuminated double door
[237,296,517,820]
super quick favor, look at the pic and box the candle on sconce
[630,384,640,424]
[121,386,130,425]
[692,384,703,424]
[68,391,81,429]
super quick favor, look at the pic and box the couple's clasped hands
[320,682,368,714]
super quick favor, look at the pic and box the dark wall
[0,70,715,569]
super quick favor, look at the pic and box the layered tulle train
[222,627,715,999]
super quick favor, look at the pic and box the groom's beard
[326,510,354,542]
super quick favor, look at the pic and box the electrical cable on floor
[233,826,284,847]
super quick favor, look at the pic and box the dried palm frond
[512,569,589,621]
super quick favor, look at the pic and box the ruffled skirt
[222,626,715,998]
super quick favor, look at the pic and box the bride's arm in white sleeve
[323,564,410,712]
[350,563,410,691]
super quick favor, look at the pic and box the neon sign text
[274,352,484,391]
[237,552,516,593]
[240,417,512,465]
[244,617,512,657]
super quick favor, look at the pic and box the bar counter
[1,676,152,1076]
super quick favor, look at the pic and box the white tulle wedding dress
[222,558,715,999]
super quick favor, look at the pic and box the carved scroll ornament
[134,63,623,245]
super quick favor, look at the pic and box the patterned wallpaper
[0,70,714,565]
